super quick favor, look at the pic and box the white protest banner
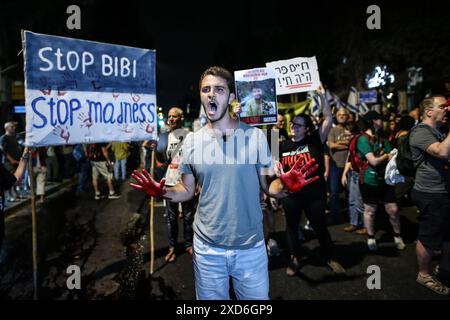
[234,67,278,126]
[266,56,320,95]
[23,31,157,147]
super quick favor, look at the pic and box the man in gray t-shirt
[410,124,450,193]
[409,94,450,296]
[327,108,351,222]
[179,121,270,249]
[130,67,319,300]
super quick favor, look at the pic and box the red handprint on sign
[78,112,93,129]
[52,125,71,144]
[140,121,155,134]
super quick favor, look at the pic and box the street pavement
[1,180,449,300]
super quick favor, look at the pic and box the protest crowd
[1,29,449,300]
[2,77,450,299]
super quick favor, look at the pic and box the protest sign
[234,67,277,126]
[23,31,157,147]
[266,56,320,95]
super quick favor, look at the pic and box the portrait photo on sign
[234,67,278,126]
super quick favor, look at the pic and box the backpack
[395,134,414,178]
[348,133,369,184]
[348,132,384,184]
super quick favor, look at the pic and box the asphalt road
[1,180,448,300]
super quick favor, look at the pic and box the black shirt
[87,143,107,162]
[280,130,326,193]
[0,134,21,162]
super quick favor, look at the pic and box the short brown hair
[199,66,234,93]
[420,94,446,115]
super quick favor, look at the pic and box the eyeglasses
[290,122,306,128]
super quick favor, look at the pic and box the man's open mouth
[208,102,217,116]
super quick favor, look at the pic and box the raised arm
[425,134,450,160]
[318,89,333,144]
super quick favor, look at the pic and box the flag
[326,90,334,106]
[347,86,363,114]
[358,102,369,115]
[333,93,345,109]
[307,91,322,117]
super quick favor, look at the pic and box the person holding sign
[1,147,29,251]
[277,86,346,277]
[130,66,319,300]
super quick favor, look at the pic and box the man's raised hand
[130,169,168,198]
[276,157,320,193]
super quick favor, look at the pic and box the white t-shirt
[165,128,191,186]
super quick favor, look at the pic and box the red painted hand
[276,157,320,193]
[130,169,168,198]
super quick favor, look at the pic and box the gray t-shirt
[179,122,273,249]
[327,126,351,168]
[410,123,450,193]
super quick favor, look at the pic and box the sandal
[416,273,449,295]
[165,248,176,263]
[433,264,440,277]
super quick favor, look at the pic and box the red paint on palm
[277,157,320,193]
[130,169,167,197]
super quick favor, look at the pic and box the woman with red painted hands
[273,89,346,277]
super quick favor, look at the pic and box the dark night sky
[1,0,449,115]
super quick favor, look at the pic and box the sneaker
[327,259,346,275]
[286,256,299,277]
[304,220,314,231]
[94,194,101,200]
[108,193,121,200]
[394,236,406,250]
[266,238,280,257]
[367,238,378,251]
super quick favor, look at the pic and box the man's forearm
[102,148,111,163]
[342,161,351,177]
[438,134,450,159]
[165,183,195,203]
[6,154,18,165]
[14,156,27,181]
[328,142,349,151]
[268,178,289,199]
